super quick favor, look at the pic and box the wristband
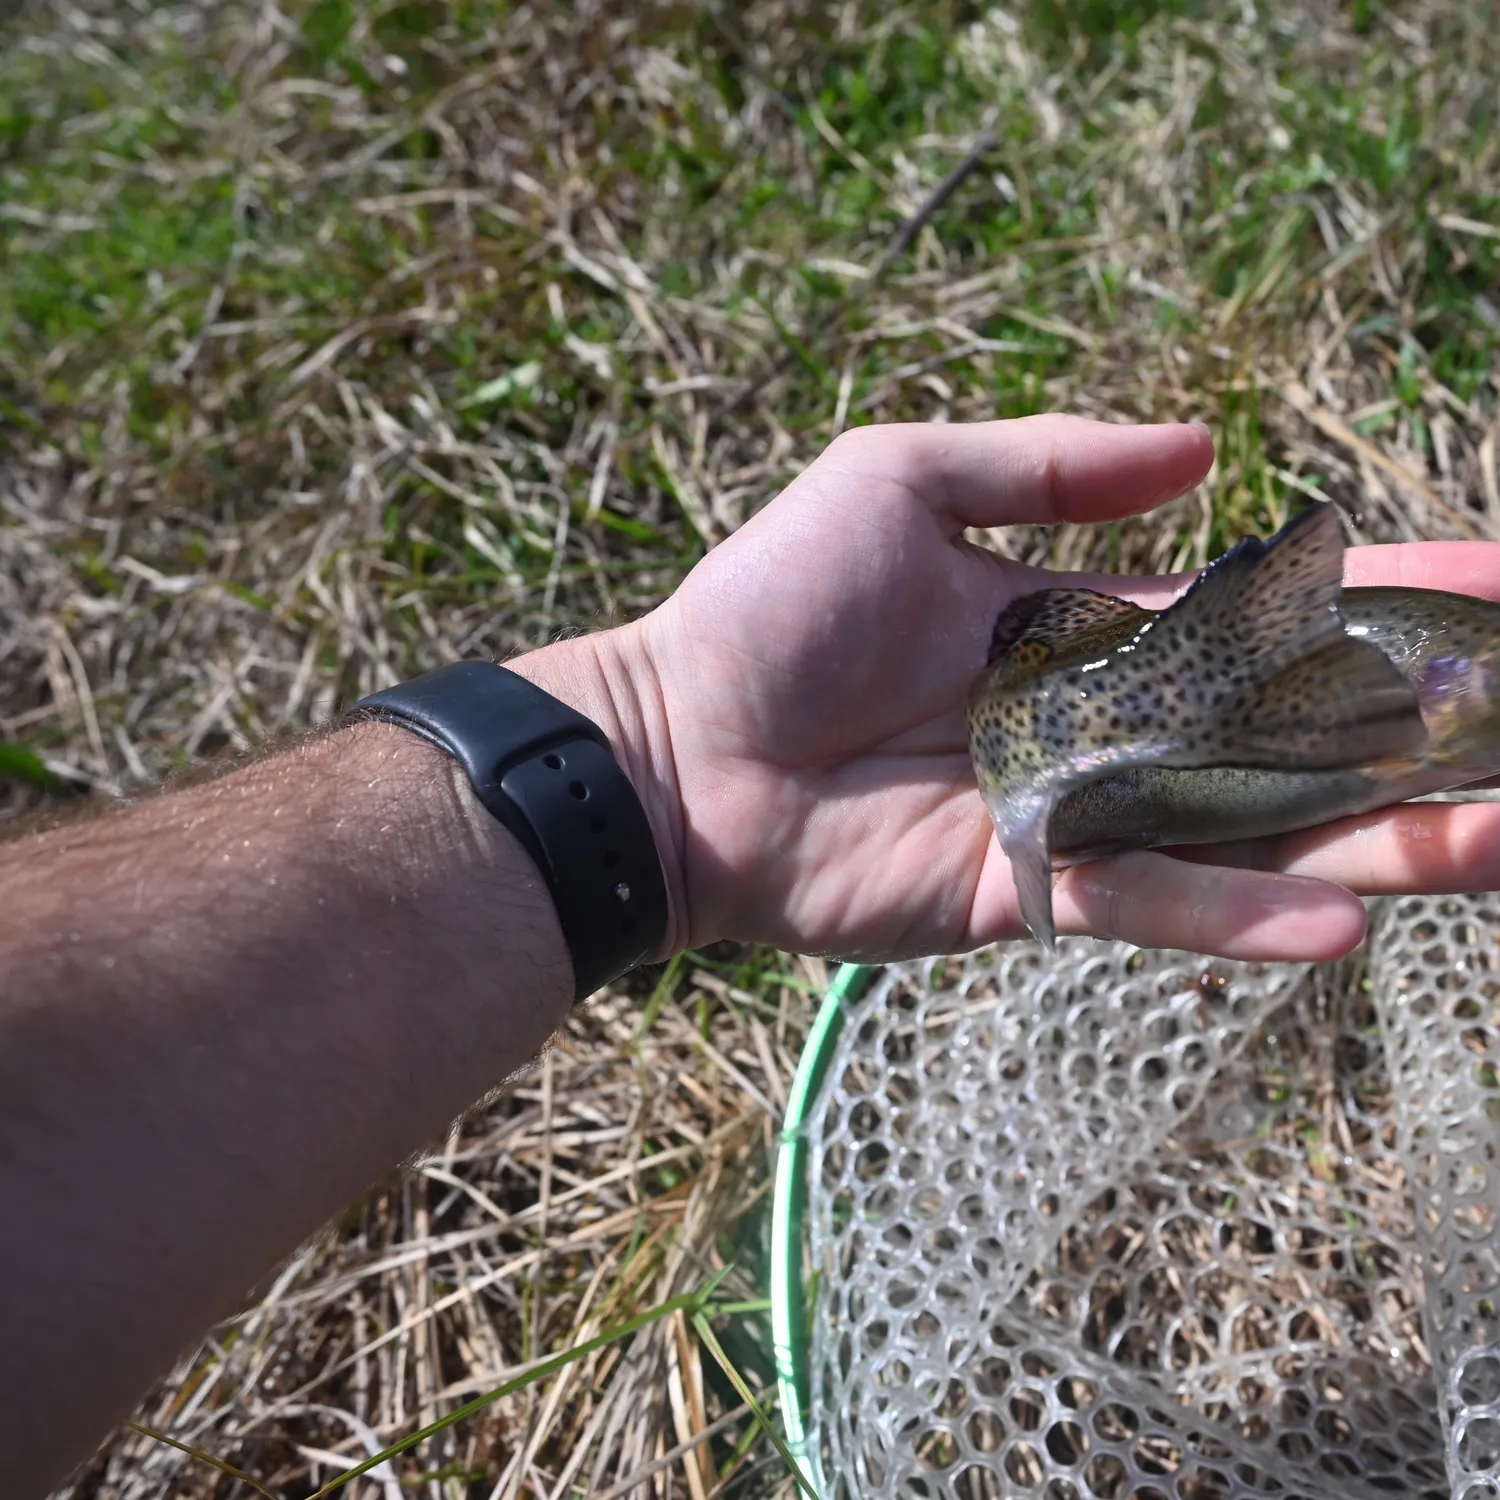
[349,661,668,1001]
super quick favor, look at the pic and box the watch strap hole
[350,661,668,1002]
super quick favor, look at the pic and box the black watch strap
[350,661,668,1002]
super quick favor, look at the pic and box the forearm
[0,704,579,1493]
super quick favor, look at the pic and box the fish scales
[967,502,1497,948]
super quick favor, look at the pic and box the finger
[1185,799,1500,895]
[1049,849,1369,962]
[1046,535,1500,605]
[822,415,1215,532]
[1341,541,1500,597]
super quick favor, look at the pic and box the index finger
[1177,798,1500,897]
[1342,541,1500,598]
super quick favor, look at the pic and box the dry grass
[1,0,1497,1494]
[69,971,826,1499]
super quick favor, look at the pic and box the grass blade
[132,1278,734,1499]
[0,742,64,790]
[124,1422,281,1500]
[306,1282,723,1498]
[691,1311,817,1500]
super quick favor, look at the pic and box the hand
[521,417,1500,964]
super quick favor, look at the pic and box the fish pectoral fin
[1218,636,1429,769]
[982,784,1060,950]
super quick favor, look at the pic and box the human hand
[520,417,1500,964]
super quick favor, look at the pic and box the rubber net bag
[802,894,1500,1499]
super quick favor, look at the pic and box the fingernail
[1190,419,1213,436]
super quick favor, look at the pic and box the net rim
[770,961,878,1496]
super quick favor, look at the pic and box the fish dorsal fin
[988,588,1151,669]
[1154,503,1347,679]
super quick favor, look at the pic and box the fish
[967,502,1500,948]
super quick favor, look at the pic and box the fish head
[968,590,1154,947]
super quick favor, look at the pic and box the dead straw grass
[70,971,823,1499]
[0,0,1496,1494]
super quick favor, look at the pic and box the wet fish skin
[1342,587,1500,769]
[1047,586,1500,866]
[967,504,1437,948]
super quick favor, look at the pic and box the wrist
[503,626,691,962]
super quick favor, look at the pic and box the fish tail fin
[1226,638,1429,765]
[1157,502,1346,675]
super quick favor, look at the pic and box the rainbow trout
[968,502,1500,947]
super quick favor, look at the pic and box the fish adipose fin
[968,502,1430,948]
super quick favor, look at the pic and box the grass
[0,0,1497,1494]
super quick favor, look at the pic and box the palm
[640,418,1500,962]
[649,452,1014,957]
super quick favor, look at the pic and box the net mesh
[802,894,1500,1499]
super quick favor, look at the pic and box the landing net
[792,895,1500,1499]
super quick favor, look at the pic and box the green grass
[5,1,1494,581]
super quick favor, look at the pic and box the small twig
[872,125,999,279]
[717,124,999,419]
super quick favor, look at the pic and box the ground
[1,0,1497,1495]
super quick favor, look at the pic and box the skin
[7,416,1500,1495]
